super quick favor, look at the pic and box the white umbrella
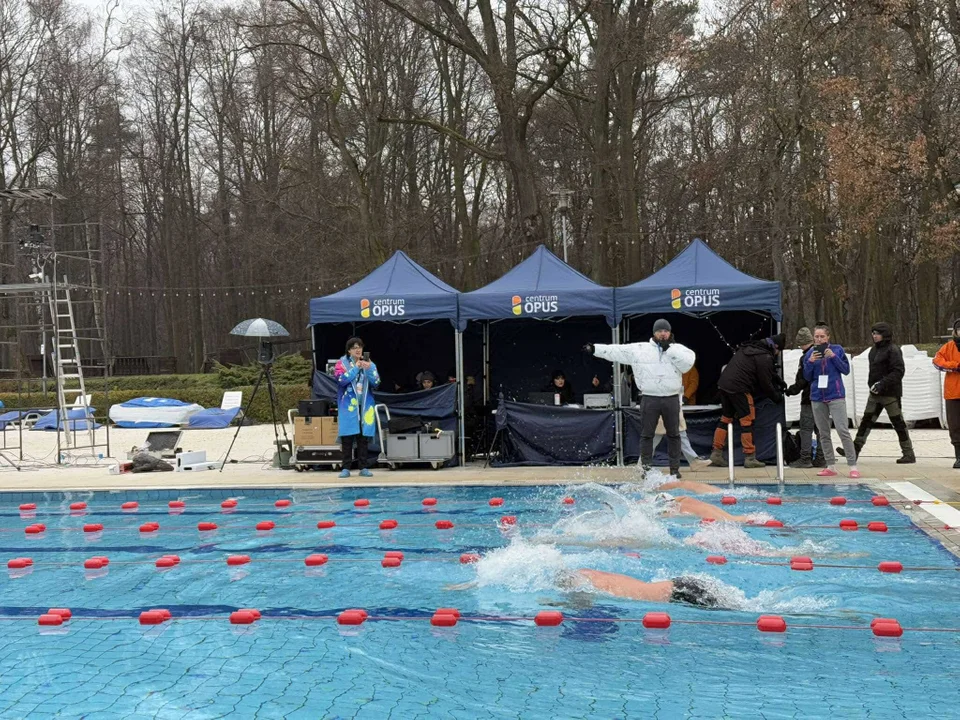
[229,318,290,338]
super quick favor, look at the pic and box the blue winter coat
[802,344,849,403]
[334,355,381,438]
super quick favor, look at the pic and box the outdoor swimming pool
[1,481,958,718]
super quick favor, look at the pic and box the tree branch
[378,115,506,161]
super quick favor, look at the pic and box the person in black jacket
[784,327,823,468]
[709,334,785,469]
[839,322,915,464]
[543,370,575,405]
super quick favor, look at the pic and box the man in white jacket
[584,319,696,475]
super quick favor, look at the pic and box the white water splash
[684,523,833,557]
[474,538,570,592]
[649,571,836,614]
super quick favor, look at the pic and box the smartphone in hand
[362,351,371,362]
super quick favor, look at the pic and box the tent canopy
[308,250,460,327]
[459,245,616,327]
[616,238,782,320]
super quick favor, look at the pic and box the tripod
[220,361,290,472]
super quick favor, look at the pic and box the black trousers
[854,395,913,452]
[639,395,681,469]
[341,434,369,469]
[947,400,960,446]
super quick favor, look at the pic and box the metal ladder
[47,279,95,451]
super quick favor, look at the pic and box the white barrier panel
[851,345,941,423]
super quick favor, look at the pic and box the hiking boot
[896,451,916,464]
[708,448,726,467]
[670,467,681,479]
[743,454,765,469]
[837,444,863,459]
[954,445,960,469]
[789,457,813,469]
[812,453,827,468]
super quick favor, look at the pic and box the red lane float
[7,558,31,569]
[38,613,63,626]
[878,561,903,573]
[25,524,45,535]
[868,521,888,532]
[338,609,367,625]
[872,620,903,637]
[275,499,291,508]
[706,555,727,565]
[767,497,782,505]
[48,608,71,620]
[121,501,139,510]
[535,611,563,627]
[721,496,737,505]
[168,501,185,509]
[317,520,336,529]
[562,497,575,505]
[422,498,437,506]
[500,516,517,526]
[239,608,262,621]
[140,610,165,625]
[353,499,370,508]
[230,610,257,625]
[152,608,172,621]
[70,502,87,511]
[381,556,402,568]
[140,522,159,533]
[830,496,847,506]
[790,557,814,571]
[255,521,275,531]
[227,555,251,566]
[435,520,454,530]
[384,551,404,560]
[156,555,180,568]
[431,611,458,627]
[304,554,329,567]
[83,523,104,533]
[198,522,218,532]
[379,519,398,530]
[757,615,787,632]
[460,553,480,564]
[489,498,504,507]
[19,503,36,511]
[221,499,238,509]
[764,520,784,528]
[839,519,858,531]
[642,612,671,629]
[871,496,890,506]
[84,557,106,570]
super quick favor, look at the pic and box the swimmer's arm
[656,480,720,494]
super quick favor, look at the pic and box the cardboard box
[294,417,323,446]
[319,416,340,445]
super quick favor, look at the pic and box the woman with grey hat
[584,318,695,476]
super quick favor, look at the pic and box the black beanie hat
[767,333,786,351]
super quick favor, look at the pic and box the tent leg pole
[613,325,623,467]
[483,321,489,406]
[456,330,466,464]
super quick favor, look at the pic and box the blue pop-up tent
[459,245,616,326]
[309,250,460,327]
[308,250,466,461]
[615,238,781,319]
[459,245,621,465]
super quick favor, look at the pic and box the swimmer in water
[449,569,726,609]
[653,492,752,522]
[570,569,724,607]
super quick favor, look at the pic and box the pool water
[1,481,959,719]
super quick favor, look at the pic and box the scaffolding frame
[0,189,111,466]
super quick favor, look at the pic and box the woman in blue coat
[334,337,380,477]
[802,324,859,478]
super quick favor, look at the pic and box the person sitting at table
[543,370,575,405]
[683,364,699,405]
[416,370,436,390]
[589,374,613,393]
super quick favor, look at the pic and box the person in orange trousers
[934,319,960,469]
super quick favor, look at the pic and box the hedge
[0,384,314,424]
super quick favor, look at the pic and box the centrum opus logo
[360,298,405,319]
[670,288,720,309]
[511,294,559,315]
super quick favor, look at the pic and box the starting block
[175,450,219,472]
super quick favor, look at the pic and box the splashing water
[474,538,570,592]
[684,523,834,557]
[648,572,836,614]
[546,483,675,547]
